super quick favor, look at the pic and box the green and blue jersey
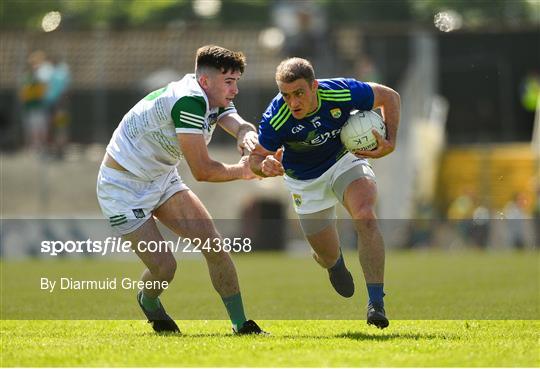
[259,78,374,180]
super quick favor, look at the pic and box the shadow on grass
[337,331,456,341]
[139,331,235,339]
[137,330,456,341]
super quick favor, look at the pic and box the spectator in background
[408,197,435,248]
[447,188,476,246]
[471,202,491,249]
[19,50,53,153]
[534,185,540,249]
[503,192,531,250]
[355,56,381,83]
[45,57,71,159]
[273,1,336,77]
[520,71,539,113]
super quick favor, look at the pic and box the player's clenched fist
[238,155,260,180]
[261,148,284,177]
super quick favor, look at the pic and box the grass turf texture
[1,250,539,366]
[1,320,539,367]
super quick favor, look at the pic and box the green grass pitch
[1,250,539,367]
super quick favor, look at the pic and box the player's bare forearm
[354,83,400,159]
[368,83,400,147]
[218,113,257,154]
[192,159,252,182]
[218,113,255,139]
[379,93,400,148]
[178,133,256,182]
[236,122,256,138]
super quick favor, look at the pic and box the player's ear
[198,73,210,90]
[311,79,319,91]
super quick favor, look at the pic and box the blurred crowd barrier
[1,26,538,254]
[2,26,536,147]
[1,217,538,260]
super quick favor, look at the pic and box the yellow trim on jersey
[305,90,323,117]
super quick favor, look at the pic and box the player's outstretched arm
[218,113,258,155]
[249,145,284,177]
[178,133,257,182]
[354,83,401,159]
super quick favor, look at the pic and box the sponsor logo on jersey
[330,108,342,118]
[291,124,305,134]
[132,209,145,219]
[308,129,341,146]
[292,194,302,207]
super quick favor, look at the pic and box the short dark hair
[275,57,315,84]
[195,45,246,75]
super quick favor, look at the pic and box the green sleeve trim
[144,87,166,101]
[171,96,207,130]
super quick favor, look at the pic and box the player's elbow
[189,164,211,181]
[187,158,216,182]
[371,83,400,109]
[382,86,400,110]
[381,86,400,107]
[390,88,400,106]
[192,169,209,182]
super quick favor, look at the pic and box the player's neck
[204,91,219,110]
[308,90,319,114]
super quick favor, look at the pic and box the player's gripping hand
[238,130,258,156]
[238,155,261,180]
[261,148,284,177]
[353,130,395,159]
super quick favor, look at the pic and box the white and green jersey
[106,74,236,180]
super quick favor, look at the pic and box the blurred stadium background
[1,0,539,255]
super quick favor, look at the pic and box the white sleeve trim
[180,116,204,127]
[217,107,238,121]
[181,110,205,121]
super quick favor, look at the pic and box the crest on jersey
[206,113,218,130]
[132,209,145,219]
[292,194,302,207]
[330,108,342,119]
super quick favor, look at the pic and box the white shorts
[284,153,376,215]
[96,165,189,235]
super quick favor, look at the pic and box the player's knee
[351,204,377,220]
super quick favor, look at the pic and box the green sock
[139,292,161,311]
[222,292,247,330]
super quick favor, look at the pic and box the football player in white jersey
[97,45,265,334]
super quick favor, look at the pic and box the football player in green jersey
[97,45,265,335]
